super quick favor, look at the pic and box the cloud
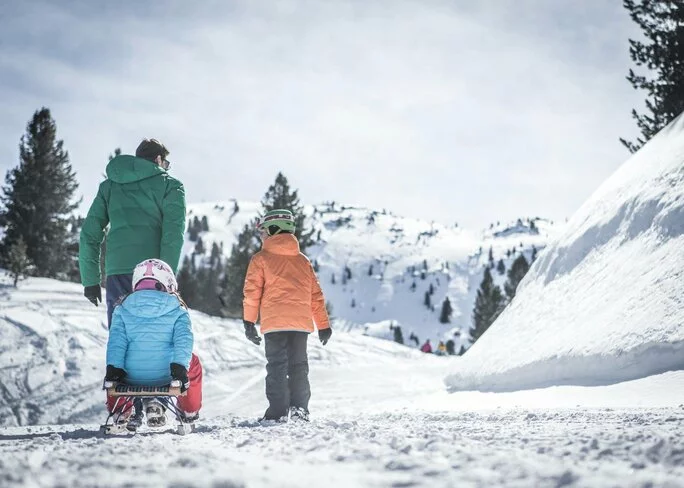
[0,0,643,229]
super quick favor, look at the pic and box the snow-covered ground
[1,276,684,487]
[446,112,684,393]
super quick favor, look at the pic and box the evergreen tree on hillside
[108,147,121,160]
[201,215,209,232]
[219,221,260,318]
[260,172,315,250]
[209,242,222,267]
[470,267,505,343]
[496,259,506,275]
[393,325,404,345]
[0,108,79,279]
[439,296,453,324]
[7,237,32,286]
[621,0,684,152]
[194,236,206,255]
[424,291,431,309]
[177,256,199,307]
[504,254,530,301]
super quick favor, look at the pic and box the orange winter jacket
[243,233,330,334]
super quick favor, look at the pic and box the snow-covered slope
[185,201,557,349]
[0,276,433,427]
[446,113,684,392]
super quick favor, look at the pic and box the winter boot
[289,406,310,422]
[145,400,167,428]
[259,408,288,423]
[181,411,199,424]
[126,399,144,432]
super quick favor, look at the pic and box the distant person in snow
[242,209,332,422]
[437,341,447,356]
[104,259,203,430]
[420,339,432,353]
[79,139,186,326]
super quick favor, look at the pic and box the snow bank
[446,113,684,392]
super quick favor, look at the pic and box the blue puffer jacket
[106,290,193,386]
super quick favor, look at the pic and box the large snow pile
[185,201,557,348]
[446,114,684,392]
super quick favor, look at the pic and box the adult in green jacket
[79,139,186,326]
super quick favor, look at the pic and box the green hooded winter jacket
[79,155,186,287]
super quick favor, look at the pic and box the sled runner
[100,380,195,436]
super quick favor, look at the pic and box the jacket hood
[262,233,300,256]
[106,155,166,184]
[120,290,183,318]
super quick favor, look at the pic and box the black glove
[104,364,126,382]
[243,320,262,345]
[170,363,190,393]
[319,327,332,346]
[84,285,102,307]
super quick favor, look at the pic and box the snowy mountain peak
[183,200,558,348]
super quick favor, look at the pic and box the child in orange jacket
[243,209,332,421]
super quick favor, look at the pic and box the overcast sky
[0,0,643,229]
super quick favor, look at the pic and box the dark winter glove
[170,363,190,393]
[318,327,332,346]
[243,320,262,346]
[84,285,102,307]
[104,364,126,382]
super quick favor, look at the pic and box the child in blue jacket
[104,259,203,428]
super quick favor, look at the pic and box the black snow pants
[263,331,311,420]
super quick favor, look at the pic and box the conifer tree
[177,256,199,307]
[393,325,404,345]
[504,254,530,301]
[0,108,79,279]
[260,172,315,249]
[496,258,506,276]
[194,236,206,255]
[7,237,31,286]
[368,264,374,276]
[439,296,453,324]
[470,267,504,342]
[201,215,209,232]
[219,221,260,318]
[620,0,684,152]
[209,242,221,267]
[424,291,431,309]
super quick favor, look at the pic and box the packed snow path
[2,278,684,486]
[2,407,683,487]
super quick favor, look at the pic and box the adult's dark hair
[135,138,169,162]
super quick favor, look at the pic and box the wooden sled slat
[106,384,185,397]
